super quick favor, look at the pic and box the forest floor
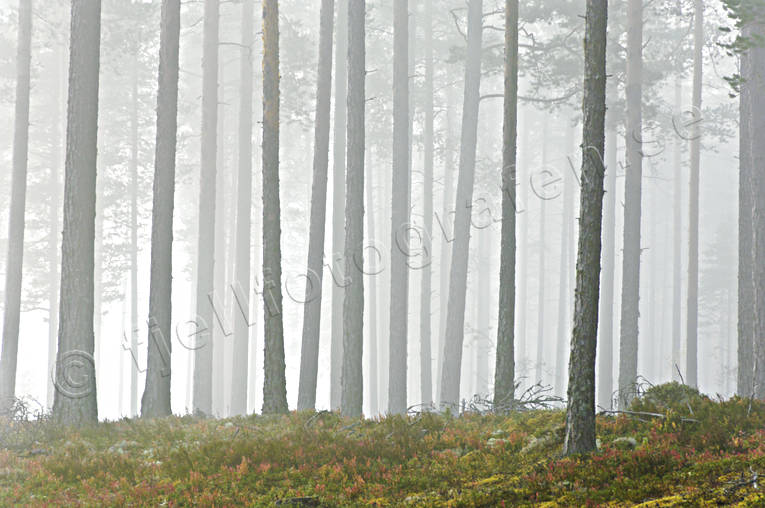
[0,383,764,506]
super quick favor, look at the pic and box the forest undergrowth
[0,383,763,506]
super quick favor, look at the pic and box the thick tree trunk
[439,0,482,410]
[597,118,617,409]
[331,0,349,412]
[141,0,180,419]
[494,0,518,407]
[230,0,255,417]
[618,0,643,409]
[738,35,754,397]
[52,0,102,426]
[563,0,607,456]
[672,76,683,382]
[341,0,365,418]
[419,0,435,409]
[388,0,410,416]
[192,0,219,416]
[261,0,288,415]
[0,0,32,411]
[686,0,703,388]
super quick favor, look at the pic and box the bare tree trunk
[141,0,180,419]
[341,0,365,418]
[388,0,410,416]
[331,0,348,412]
[618,0,643,409]
[261,0,288,415]
[517,109,529,381]
[597,117,617,409]
[47,46,65,409]
[494,0,518,407]
[672,76,683,382]
[130,52,139,418]
[738,33,754,397]
[0,0,32,411]
[563,0,607,456]
[52,0,102,426]
[439,0,483,410]
[686,0,703,388]
[297,0,334,412]
[536,119,547,386]
[419,0,435,409]
[193,0,219,416]
[365,148,378,415]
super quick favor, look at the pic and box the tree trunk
[493,0,518,407]
[419,0,435,409]
[738,33,754,397]
[130,52,139,418]
[686,0,703,388]
[555,128,574,397]
[439,0,483,410]
[141,0,181,419]
[563,0,607,456]
[261,0,288,415]
[331,0,348,412]
[52,0,102,426]
[230,0,255,417]
[517,109,529,381]
[365,148,378,415]
[618,0,643,409]
[536,118,547,386]
[193,0,219,416]
[597,116,617,409]
[0,0,32,412]
[341,0,365,418]
[297,0,334,412]
[672,76,683,382]
[388,0,410,416]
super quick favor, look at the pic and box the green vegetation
[1,384,763,506]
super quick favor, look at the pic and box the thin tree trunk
[261,0,288,414]
[738,33,754,397]
[140,0,180,419]
[439,0,483,410]
[419,0,435,409]
[231,0,255,417]
[686,0,703,388]
[563,0,607,456]
[618,0,643,409]
[341,0,365,418]
[536,120,547,386]
[0,0,32,411]
[517,109,529,381]
[52,0,102,426]
[494,0,518,407]
[331,0,349,412]
[365,148,378,415]
[213,51,227,417]
[388,0,410,416]
[672,76,683,382]
[597,117,617,409]
[47,46,65,409]
[298,0,334,411]
[130,52,139,418]
[192,0,219,416]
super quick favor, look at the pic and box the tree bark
[141,0,181,419]
[672,76,683,382]
[52,0,102,426]
[686,0,703,388]
[193,0,219,416]
[0,0,32,411]
[261,0,288,415]
[365,148,378,415]
[331,0,349,412]
[618,0,643,409]
[388,0,410,416]
[738,32,754,397]
[297,0,334,412]
[439,0,483,410]
[563,0,607,456]
[494,0,518,407]
[130,52,139,418]
[341,0,365,418]
[536,122,547,386]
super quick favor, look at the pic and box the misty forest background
[0,0,753,439]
